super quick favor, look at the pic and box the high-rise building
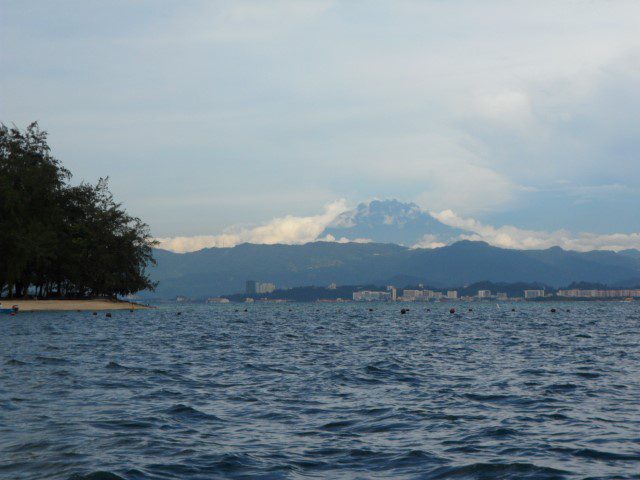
[387,285,397,301]
[256,282,276,294]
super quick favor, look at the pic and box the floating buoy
[427,308,431,312]
[106,312,112,318]
[566,309,570,312]
[177,311,182,316]
[468,308,473,312]
[450,308,455,314]
[400,308,407,314]
[244,308,248,312]
[368,308,373,312]
[511,308,516,312]
[92,312,97,316]
[550,308,557,313]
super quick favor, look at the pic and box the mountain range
[146,240,640,299]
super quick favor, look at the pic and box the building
[556,289,640,298]
[328,283,337,290]
[402,289,428,301]
[524,289,545,299]
[447,290,458,300]
[353,290,391,301]
[477,290,491,299]
[207,297,230,304]
[496,292,508,301]
[256,282,276,294]
[387,285,397,301]
[400,289,445,301]
[245,280,257,295]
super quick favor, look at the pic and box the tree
[0,122,157,298]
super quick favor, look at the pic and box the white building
[556,289,640,298]
[256,282,276,294]
[207,297,230,304]
[387,285,397,301]
[477,290,491,299]
[524,289,545,299]
[447,290,458,299]
[353,290,391,301]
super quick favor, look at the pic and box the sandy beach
[3,299,152,312]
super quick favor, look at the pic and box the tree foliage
[0,122,157,298]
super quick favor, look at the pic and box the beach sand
[4,299,152,312]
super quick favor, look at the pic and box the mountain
[145,241,640,299]
[320,199,468,245]
[619,249,640,260]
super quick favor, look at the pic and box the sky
[2,1,639,252]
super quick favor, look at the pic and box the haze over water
[2,303,640,479]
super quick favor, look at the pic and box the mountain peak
[322,199,468,245]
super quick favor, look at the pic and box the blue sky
[2,1,639,250]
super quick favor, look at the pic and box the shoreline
[2,299,152,312]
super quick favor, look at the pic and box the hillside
[146,241,640,299]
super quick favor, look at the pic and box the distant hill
[145,241,640,299]
[619,249,640,260]
[320,199,468,245]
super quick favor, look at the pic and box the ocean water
[1,302,639,480]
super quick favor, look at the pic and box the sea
[1,302,639,479]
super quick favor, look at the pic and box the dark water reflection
[1,302,639,479]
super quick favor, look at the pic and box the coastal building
[400,289,444,301]
[256,282,276,294]
[447,290,458,300]
[353,290,392,301]
[496,292,508,301]
[477,290,491,299]
[207,297,230,304]
[402,289,428,301]
[524,289,545,299]
[246,280,257,295]
[387,285,397,301]
[556,289,640,298]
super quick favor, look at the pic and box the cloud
[430,209,640,252]
[156,199,348,252]
[4,1,640,234]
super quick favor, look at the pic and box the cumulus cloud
[156,200,348,252]
[430,209,640,252]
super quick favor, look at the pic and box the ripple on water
[1,302,639,479]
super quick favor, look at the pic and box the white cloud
[431,209,640,252]
[476,91,532,123]
[411,234,446,249]
[318,234,373,244]
[156,199,348,252]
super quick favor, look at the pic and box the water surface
[1,302,639,479]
